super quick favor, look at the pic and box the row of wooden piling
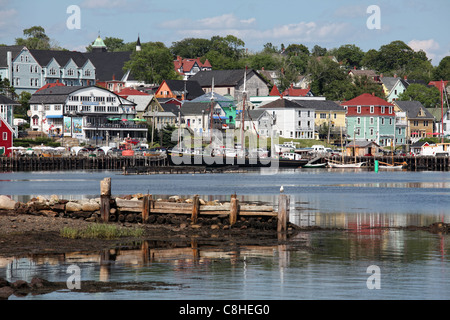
[99,178,291,232]
[0,155,168,171]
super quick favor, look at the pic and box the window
[370,106,374,113]
[398,128,402,135]
[3,132,7,140]
[67,69,74,76]
[54,105,61,111]
[381,106,385,114]
[370,117,374,125]
[370,128,374,136]
[49,68,57,76]
[357,106,361,113]
[15,65,19,72]
[424,121,429,127]
[357,117,361,125]
[81,105,91,112]
[389,106,393,114]
[84,70,91,77]
[381,117,385,125]
[320,113,326,119]
[298,121,302,127]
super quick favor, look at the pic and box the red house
[0,116,14,157]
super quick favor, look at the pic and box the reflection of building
[29,85,147,144]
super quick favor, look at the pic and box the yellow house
[292,99,346,138]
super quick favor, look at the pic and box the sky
[1,0,449,65]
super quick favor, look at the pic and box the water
[1,168,450,300]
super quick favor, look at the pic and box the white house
[29,85,147,144]
[259,98,315,139]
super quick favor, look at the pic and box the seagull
[280,186,284,193]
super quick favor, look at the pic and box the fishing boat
[303,162,327,168]
[377,161,407,170]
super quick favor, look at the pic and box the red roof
[282,87,311,97]
[341,93,394,106]
[174,56,212,75]
[269,85,281,96]
[428,80,448,90]
[35,82,65,93]
[115,87,149,98]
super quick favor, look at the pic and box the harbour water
[1,168,449,300]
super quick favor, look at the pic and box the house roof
[189,68,267,87]
[0,94,19,105]
[380,77,399,92]
[348,69,378,78]
[0,45,23,68]
[174,56,212,75]
[269,85,281,96]
[190,91,233,103]
[84,51,133,81]
[124,95,153,112]
[29,49,89,68]
[259,98,307,109]
[394,101,435,119]
[294,100,345,111]
[341,93,394,107]
[116,87,149,98]
[282,86,312,97]
[346,140,380,148]
[29,86,84,104]
[180,101,214,115]
[162,80,205,100]
[35,81,66,93]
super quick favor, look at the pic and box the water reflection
[1,229,449,300]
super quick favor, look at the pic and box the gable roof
[174,56,212,75]
[190,91,233,103]
[269,85,281,96]
[116,87,149,98]
[394,101,435,119]
[282,86,312,97]
[29,86,84,104]
[190,68,267,87]
[380,77,399,92]
[180,101,213,115]
[0,45,23,68]
[0,94,19,105]
[35,81,66,93]
[259,98,307,109]
[84,51,132,81]
[341,93,394,107]
[161,80,205,100]
[29,49,89,68]
[293,100,345,111]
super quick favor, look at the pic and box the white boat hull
[328,162,366,168]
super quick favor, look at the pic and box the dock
[1,154,449,172]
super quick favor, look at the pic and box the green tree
[329,44,365,68]
[170,38,212,58]
[16,91,32,118]
[433,56,450,80]
[123,42,181,85]
[0,77,16,100]
[15,26,51,50]
[160,124,177,148]
[307,56,347,98]
[398,83,441,107]
[285,44,310,57]
[311,45,327,57]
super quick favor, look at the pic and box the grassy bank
[60,223,144,240]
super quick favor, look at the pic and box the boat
[327,160,366,168]
[303,162,327,168]
[377,161,407,170]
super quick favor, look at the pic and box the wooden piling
[142,194,151,223]
[277,194,289,233]
[100,177,111,222]
[229,197,239,226]
[191,195,200,224]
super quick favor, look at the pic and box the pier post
[100,177,111,222]
[142,194,151,223]
[277,194,290,233]
[229,195,239,226]
[191,195,200,224]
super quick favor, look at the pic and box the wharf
[1,154,449,172]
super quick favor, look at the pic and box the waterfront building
[29,85,147,145]
[259,97,315,139]
[394,100,435,140]
[0,115,14,156]
[342,93,399,147]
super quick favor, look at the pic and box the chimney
[112,74,115,81]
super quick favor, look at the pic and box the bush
[60,223,144,239]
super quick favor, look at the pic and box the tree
[284,44,310,57]
[398,83,441,107]
[16,91,32,119]
[0,77,16,100]
[329,44,365,68]
[123,42,181,85]
[311,45,327,57]
[15,26,51,50]
[160,124,177,148]
[307,56,347,98]
[170,38,212,58]
[433,56,450,80]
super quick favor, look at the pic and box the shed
[345,140,380,157]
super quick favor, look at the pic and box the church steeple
[136,35,141,52]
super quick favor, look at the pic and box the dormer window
[67,69,74,76]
